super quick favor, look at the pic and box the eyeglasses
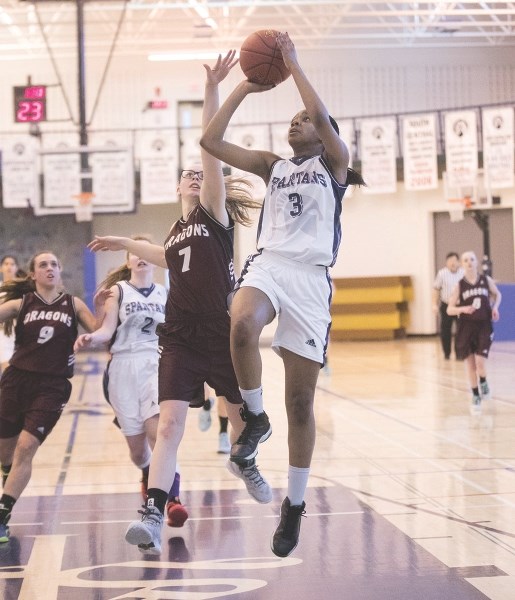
[181,170,204,180]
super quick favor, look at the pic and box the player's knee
[286,392,314,426]
[231,317,259,348]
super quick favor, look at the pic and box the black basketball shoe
[230,402,272,464]
[271,497,306,557]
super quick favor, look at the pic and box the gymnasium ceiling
[1,1,515,61]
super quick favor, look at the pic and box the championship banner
[271,123,291,157]
[361,117,397,194]
[139,131,178,205]
[227,124,270,199]
[482,106,514,189]
[0,135,39,208]
[88,135,134,210]
[402,113,438,190]
[444,110,478,188]
[179,126,202,168]
[40,135,81,209]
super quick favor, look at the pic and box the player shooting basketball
[200,31,365,558]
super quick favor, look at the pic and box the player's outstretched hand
[276,32,298,69]
[88,236,127,253]
[74,333,94,352]
[204,50,239,86]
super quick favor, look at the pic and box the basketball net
[447,197,472,222]
[72,192,94,222]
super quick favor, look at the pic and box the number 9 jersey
[11,292,79,378]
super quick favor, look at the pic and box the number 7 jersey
[162,203,235,325]
[11,291,79,378]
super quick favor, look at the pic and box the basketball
[239,30,290,86]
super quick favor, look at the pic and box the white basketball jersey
[109,281,166,354]
[257,155,347,266]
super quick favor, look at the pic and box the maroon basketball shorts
[0,365,72,442]
[158,329,242,405]
[455,319,494,360]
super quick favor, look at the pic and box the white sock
[135,448,152,470]
[287,465,310,506]
[240,386,263,415]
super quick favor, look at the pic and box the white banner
[0,136,39,208]
[41,137,81,208]
[139,131,178,205]
[444,110,478,188]
[180,127,202,168]
[482,106,514,189]
[402,114,438,190]
[91,150,134,209]
[361,117,397,194]
[227,125,269,199]
[271,123,291,157]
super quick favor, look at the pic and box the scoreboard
[13,85,47,123]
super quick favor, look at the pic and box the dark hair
[0,254,26,279]
[446,252,459,260]
[1,251,60,336]
[329,115,339,135]
[1,255,18,267]
[327,116,365,187]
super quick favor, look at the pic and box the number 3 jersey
[11,292,78,378]
[109,281,166,355]
[258,155,348,267]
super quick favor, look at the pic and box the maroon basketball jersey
[11,292,79,378]
[457,275,492,322]
[161,204,235,330]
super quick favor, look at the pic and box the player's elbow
[199,134,213,152]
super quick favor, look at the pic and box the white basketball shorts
[236,250,332,365]
[107,352,160,436]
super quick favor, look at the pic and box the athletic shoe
[218,432,231,454]
[125,505,163,555]
[480,381,491,400]
[0,523,10,544]
[198,398,214,432]
[470,393,482,416]
[227,458,272,504]
[230,402,272,464]
[166,499,189,527]
[271,497,306,557]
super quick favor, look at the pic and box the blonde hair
[98,236,153,291]
[224,176,261,226]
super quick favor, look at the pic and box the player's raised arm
[276,32,349,183]
[200,80,278,182]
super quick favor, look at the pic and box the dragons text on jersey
[11,292,79,378]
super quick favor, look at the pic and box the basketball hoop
[447,198,469,222]
[72,192,94,222]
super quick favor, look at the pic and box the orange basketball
[239,30,291,86]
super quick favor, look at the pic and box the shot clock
[13,85,47,123]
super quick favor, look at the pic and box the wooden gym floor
[1,336,515,599]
